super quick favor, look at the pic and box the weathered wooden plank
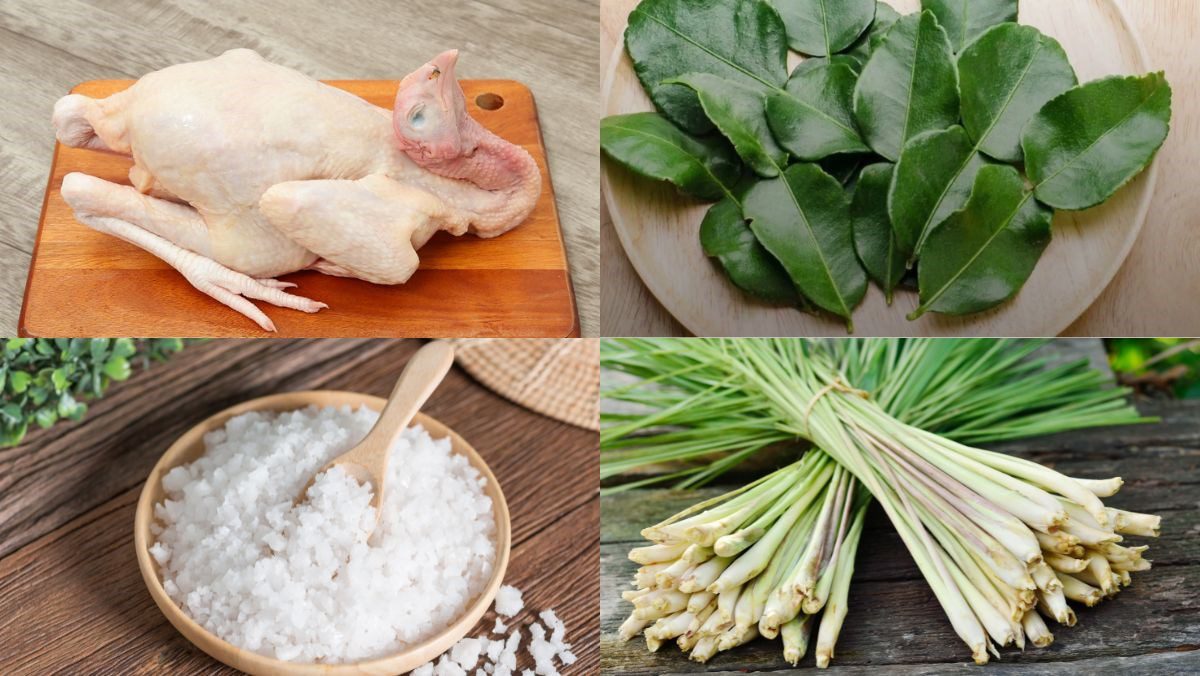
[655,649,1200,674]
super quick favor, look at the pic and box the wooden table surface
[0,0,599,336]
[600,0,1200,337]
[600,341,1200,673]
[0,339,599,674]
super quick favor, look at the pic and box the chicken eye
[409,105,427,129]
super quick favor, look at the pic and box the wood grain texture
[0,339,599,674]
[599,341,1200,672]
[600,0,1200,338]
[20,78,577,338]
[0,0,599,336]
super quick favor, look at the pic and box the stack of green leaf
[0,338,186,446]
[600,0,1172,330]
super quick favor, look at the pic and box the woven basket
[452,339,599,431]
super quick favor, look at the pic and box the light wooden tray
[602,0,1158,337]
[22,79,578,338]
[134,391,511,675]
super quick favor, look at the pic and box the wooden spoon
[296,340,455,527]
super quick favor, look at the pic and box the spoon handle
[350,340,455,463]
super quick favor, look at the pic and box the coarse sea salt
[150,405,496,663]
[415,586,576,675]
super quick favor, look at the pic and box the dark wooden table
[0,339,599,674]
[600,342,1200,674]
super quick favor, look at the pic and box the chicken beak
[429,49,460,109]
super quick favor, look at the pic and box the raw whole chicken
[51,48,541,331]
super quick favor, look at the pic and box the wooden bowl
[133,391,512,675]
[602,0,1158,337]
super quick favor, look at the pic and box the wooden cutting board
[20,79,578,338]
[602,0,1157,337]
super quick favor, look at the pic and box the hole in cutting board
[475,93,504,111]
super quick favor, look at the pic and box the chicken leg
[60,172,326,331]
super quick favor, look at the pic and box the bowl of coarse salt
[134,390,511,675]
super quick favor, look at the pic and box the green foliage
[0,338,186,447]
[1108,338,1200,399]
[602,0,1173,327]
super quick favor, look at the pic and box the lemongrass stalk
[1061,517,1122,546]
[834,430,990,664]
[781,614,814,667]
[752,507,822,637]
[619,613,651,641]
[716,587,739,623]
[1075,477,1124,497]
[938,435,1110,527]
[1021,610,1054,647]
[1057,573,1103,606]
[1098,542,1149,562]
[1110,557,1152,573]
[676,631,700,653]
[623,588,651,602]
[635,563,669,588]
[1108,508,1162,537]
[1035,530,1080,555]
[710,487,817,593]
[1037,584,1076,626]
[689,636,718,662]
[655,558,694,589]
[922,507,1030,622]
[687,601,717,635]
[647,610,694,640]
[716,624,758,652]
[790,467,851,598]
[1030,562,1062,593]
[679,556,732,593]
[1118,570,1132,586]
[814,502,867,668]
[1044,552,1089,574]
[946,551,1017,648]
[682,544,715,563]
[803,489,860,615]
[629,543,687,565]
[1084,553,1118,596]
[714,459,835,557]
[645,634,662,652]
[686,591,716,614]
[865,424,1042,564]
[699,600,731,635]
[646,462,803,542]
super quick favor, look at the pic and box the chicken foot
[60,172,326,331]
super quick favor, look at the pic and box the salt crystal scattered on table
[495,584,524,617]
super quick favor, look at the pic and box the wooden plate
[602,0,1158,337]
[133,391,511,675]
[22,79,578,338]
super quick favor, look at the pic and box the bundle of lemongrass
[603,339,1161,666]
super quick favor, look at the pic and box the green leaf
[700,193,800,305]
[89,338,111,363]
[820,153,868,186]
[852,163,905,302]
[601,112,742,201]
[889,126,990,261]
[112,338,137,358]
[765,62,870,161]
[34,408,57,429]
[959,23,1077,163]
[0,421,28,447]
[51,368,68,393]
[1023,73,1172,211]
[9,371,31,394]
[743,164,867,328]
[625,0,788,133]
[853,10,960,161]
[670,73,787,177]
[0,403,21,424]
[773,0,875,56]
[921,0,1018,53]
[911,165,1053,319]
[845,2,902,68]
[5,338,27,352]
[103,356,132,381]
